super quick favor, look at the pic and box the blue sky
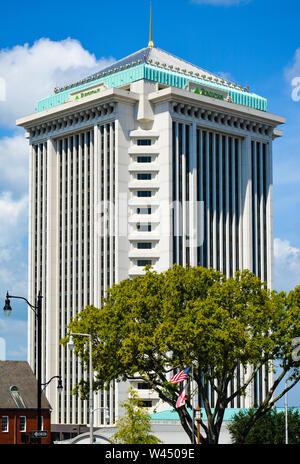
[0,0,299,406]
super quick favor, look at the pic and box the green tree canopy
[110,387,162,444]
[62,266,300,444]
[228,408,300,444]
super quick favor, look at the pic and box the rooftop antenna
[148,2,154,48]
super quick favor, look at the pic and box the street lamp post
[68,332,94,444]
[42,376,63,394]
[195,405,202,444]
[92,407,110,425]
[3,291,43,443]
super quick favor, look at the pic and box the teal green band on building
[36,61,267,113]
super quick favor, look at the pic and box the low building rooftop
[0,361,51,410]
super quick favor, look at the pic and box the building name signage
[194,87,224,100]
[186,82,228,102]
[68,83,106,103]
[75,88,101,100]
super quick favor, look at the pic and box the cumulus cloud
[0,37,115,360]
[0,319,27,360]
[0,134,29,196]
[285,48,300,82]
[0,37,115,127]
[0,192,28,297]
[274,238,300,292]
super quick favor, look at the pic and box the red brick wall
[0,410,51,444]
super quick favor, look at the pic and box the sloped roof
[36,45,267,113]
[0,361,51,410]
[54,46,219,95]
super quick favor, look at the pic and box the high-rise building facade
[17,42,285,432]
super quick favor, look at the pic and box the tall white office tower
[17,38,285,435]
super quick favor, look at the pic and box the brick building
[0,361,51,444]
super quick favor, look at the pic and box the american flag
[170,367,190,384]
[176,381,188,408]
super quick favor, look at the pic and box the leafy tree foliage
[110,387,162,444]
[228,408,300,444]
[62,266,300,444]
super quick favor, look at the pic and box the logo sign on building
[67,82,107,103]
[186,82,228,101]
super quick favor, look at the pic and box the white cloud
[0,37,115,361]
[0,192,28,297]
[0,133,29,196]
[215,71,236,82]
[285,48,300,82]
[0,37,115,127]
[192,0,250,5]
[274,238,300,292]
[0,319,27,360]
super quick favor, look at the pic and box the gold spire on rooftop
[148,2,154,48]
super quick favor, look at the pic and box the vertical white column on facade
[83,131,88,307]
[103,125,108,293]
[174,122,180,263]
[103,384,108,427]
[28,144,35,368]
[266,141,273,289]
[35,144,42,379]
[66,136,72,423]
[93,125,101,427]
[77,133,83,423]
[46,138,58,414]
[241,135,254,408]
[60,138,66,423]
[225,136,230,278]
[211,133,217,270]
[89,128,98,425]
[93,126,100,307]
[252,141,258,277]
[42,142,47,385]
[190,121,197,266]
[205,132,210,268]
[90,130,94,300]
[238,138,243,271]
[231,138,236,274]
[259,142,265,282]
[182,124,186,267]
[109,382,114,426]
[83,131,89,423]
[99,127,104,303]
[71,135,77,423]
[265,140,275,393]
[218,135,223,273]
[241,135,253,272]
[198,129,203,266]
[55,141,61,424]
[114,114,120,281]
[109,123,114,286]
[243,364,254,408]
[72,135,77,323]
